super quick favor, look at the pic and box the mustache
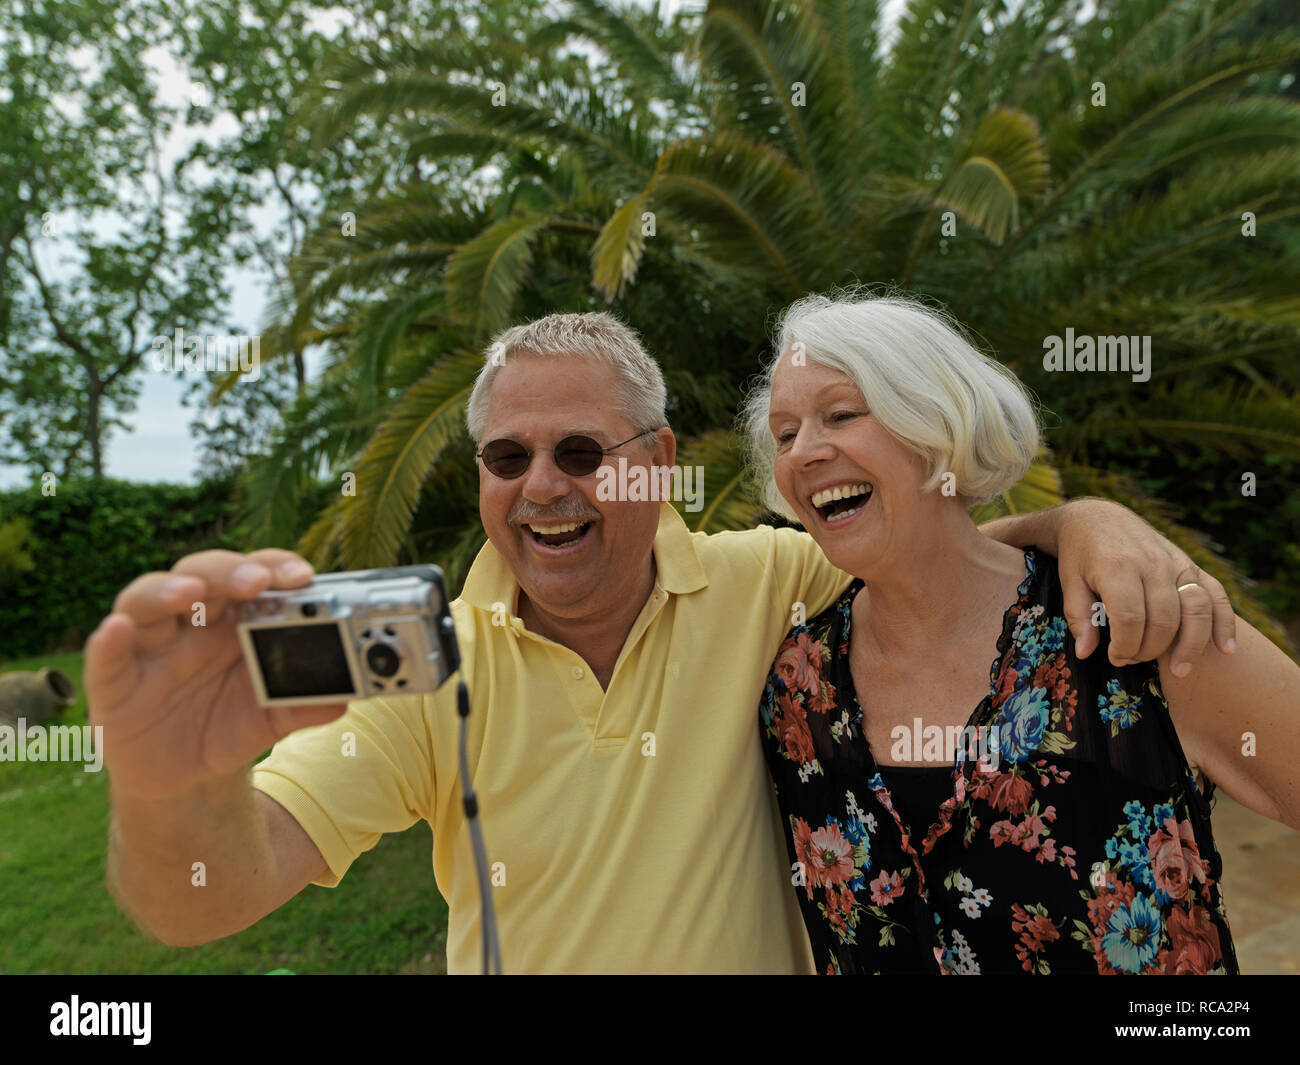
[509,498,601,525]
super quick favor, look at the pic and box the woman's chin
[797,496,880,570]
[805,524,881,577]
[820,544,876,577]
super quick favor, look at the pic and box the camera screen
[250,623,355,699]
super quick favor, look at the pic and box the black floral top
[759,549,1239,975]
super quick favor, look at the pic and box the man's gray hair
[465,311,668,444]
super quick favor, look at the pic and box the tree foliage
[10,0,1290,646]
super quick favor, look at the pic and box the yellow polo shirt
[251,503,851,973]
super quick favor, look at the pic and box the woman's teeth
[810,483,872,508]
[810,482,873,524]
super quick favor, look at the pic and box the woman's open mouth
[810,482,873,525]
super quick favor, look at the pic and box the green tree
[239,0,1300,646]
[0,0,242,479]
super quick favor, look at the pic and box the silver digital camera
[236,565,460,707]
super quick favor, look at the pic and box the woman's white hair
[465,311,667,444]
[740,288,1042,522]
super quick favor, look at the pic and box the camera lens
[365,642,401,678]
[302,603,317,617]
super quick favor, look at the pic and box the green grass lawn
[0,651,449,973]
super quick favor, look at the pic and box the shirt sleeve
[250,689,443,888]
[770,526,854,621]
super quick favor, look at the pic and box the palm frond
[936,107,1051,245]
[297,350,484,569]
[232,373,377,548]
[530,0,701,110]
[647,130,830,293]
[697,0,834,180]
[900,105,1052,283]
[591,191,654,300]
[444,215,552,339]
[671,427,764,533]
[962,36,1300,306]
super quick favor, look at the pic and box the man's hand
[982,498,1237,673]
[85,548,349,803]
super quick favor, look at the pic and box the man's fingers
[1133,570,1180,664]
[151,613,245,684]
[1074,624,1099,660]
[84,613,143,712]
[112,572,208,625]
[1165,584,1215,676]
[91,549,318,712]
[1061,571,1101,658]
[169,548,315,599]
[1091,565,1148,665]
[111,550,315,628]
[1199,573,1238,654]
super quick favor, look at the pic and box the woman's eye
[831,411,859,423]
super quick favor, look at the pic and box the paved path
[1213,793,1300,974]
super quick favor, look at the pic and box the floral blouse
[758,549,1238,975]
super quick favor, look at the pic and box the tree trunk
[87,384,103,478]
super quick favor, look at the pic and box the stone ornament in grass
[0,668,77,729]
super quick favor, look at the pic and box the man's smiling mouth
[523,520,594,548]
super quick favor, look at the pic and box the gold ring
[1176,583,1200,592]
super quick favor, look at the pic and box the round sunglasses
[475,428,660,479]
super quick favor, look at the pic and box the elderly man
[88,312,1234,974]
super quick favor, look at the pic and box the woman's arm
[1158,619,1300,833]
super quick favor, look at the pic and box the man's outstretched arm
[980,497,1236,675]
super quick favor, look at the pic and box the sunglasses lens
[481,440,530,478]
[554,436,605,476]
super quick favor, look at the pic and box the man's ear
[653,426,676,470]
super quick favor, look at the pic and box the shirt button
[571,666,584,679]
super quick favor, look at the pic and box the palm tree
[234,0,1300,647]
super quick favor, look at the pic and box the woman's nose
[787,422,834,465]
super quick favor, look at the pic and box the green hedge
[0,477,240,659]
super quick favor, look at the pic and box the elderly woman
[744,291,1300,975]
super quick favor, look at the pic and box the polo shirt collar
[460,502,708,611]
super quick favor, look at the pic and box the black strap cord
[456,679,502,974]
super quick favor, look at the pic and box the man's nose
[518,449,574,503]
